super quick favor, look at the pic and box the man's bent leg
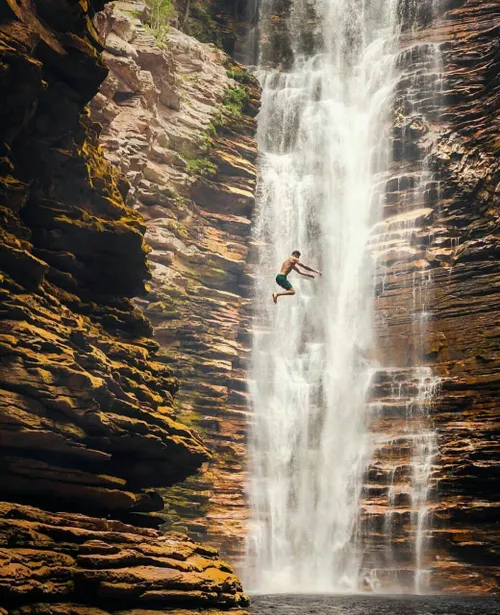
[272,288,295,303]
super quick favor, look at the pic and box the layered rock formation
[40,0,497,596]
[0,0,248,610]
[364,0,500,592]
[0,501,247,611]
[90,1,258,563]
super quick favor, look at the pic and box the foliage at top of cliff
[177,0,248,54]
[133,1,247,53]
[139,0,176,43]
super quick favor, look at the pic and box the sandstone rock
[366,0,500,591]
[0,502,249,610]
[90,6,259,565]
[0,0,249,611]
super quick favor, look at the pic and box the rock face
[0,0,247,610]
[80,0,497,595]
[176,0,251,57]
[0,501,246,611]
[364,0,500,592]
[90,2,258,563]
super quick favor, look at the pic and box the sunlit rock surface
[0,502,247,611]
[90,1,258,564]
[0,0,248,610]
[92,0,499,592]
[366,0,500,592]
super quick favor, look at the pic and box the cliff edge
[0,0,248,610]
[90,0,259,563]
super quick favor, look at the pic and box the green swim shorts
[276,274,293,291]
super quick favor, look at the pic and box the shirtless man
[272,250,321,303]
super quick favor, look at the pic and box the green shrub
[224,86,249,109]
[186,158,218,178]
[199,129,215,153]
[150,0,175,28]
[227,68,252,84]
[146,0,175,43]
[212,86,250,126]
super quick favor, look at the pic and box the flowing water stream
[246,0,441,594]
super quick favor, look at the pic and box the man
[272,250,321,303]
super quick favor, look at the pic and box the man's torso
[279,257,297,276]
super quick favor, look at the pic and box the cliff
[366,0,500,592]
[90,0,499,592]
[89,1,258,563]
[0,0,248,610]
[14,0,495,597]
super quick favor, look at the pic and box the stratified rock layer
[91,1,258,563]
[364,0,500,592]
[89,0,499,593]
[0,501,247,611]
[0,0,247,610]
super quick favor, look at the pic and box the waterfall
[365,34,443,593]
[245,0,441,594]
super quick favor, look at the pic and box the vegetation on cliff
[90,0,259,564]
[178,0,249,54]
[0,0,250,610]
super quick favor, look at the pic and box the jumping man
[272,250,321,303]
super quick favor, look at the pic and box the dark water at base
[250,595,500,615]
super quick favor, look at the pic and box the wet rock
[90,2,259,567]
[369,0,500,591]
[0,0,249,611]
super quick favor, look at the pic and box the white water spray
[246,0,403,593]
[245,0,442,593]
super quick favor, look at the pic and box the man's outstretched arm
[297,261,321,275]
[293,265,315,278]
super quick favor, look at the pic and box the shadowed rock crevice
[90,1,259,565]
[0,0,249,611]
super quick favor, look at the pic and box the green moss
[157,285,188,301]
[179,135,218,179]
[211,84,251,128]
[185,1,222,48]
[163,217,189,240]
[199,126,216,152]
[226,67,253,85]
[185,278,202,294]
[206,122,217,138]
[185,158,218,178]
[224,85,249,114]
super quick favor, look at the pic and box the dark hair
[292,250,301,257]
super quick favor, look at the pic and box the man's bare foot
[272,293,278,304]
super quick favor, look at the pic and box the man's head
[292,250,301,258]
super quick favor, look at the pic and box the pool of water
[249,594,500,615]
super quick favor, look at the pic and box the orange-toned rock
[0,502,249,610]
[0,0,248,611]
[90,3,259,565]
[365,0,500,592]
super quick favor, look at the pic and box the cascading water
[364,25,442,593]
[245,0,442,594]
[246,0,401,593]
